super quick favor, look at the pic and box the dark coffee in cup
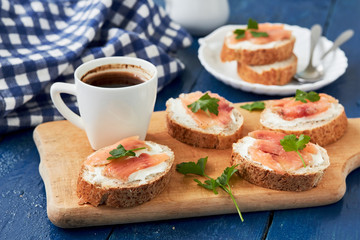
[81,63,150,88]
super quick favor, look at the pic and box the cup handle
[50,82,84,130]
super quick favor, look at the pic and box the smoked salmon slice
[85,136,149,166]
[249,145,285,173]
[103,153,169,181]
[180,92,233,129]
[273,151,312,172]
[269,93,337,120]
[249,130,286,143]
[229,23,292,45]
[249,130,318,173]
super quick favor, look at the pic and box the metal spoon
[320,29,354,61]
[295,29,354,83]
[295,24,323,83]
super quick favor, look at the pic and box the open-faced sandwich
[166,91,244,149]
[231,130,330,191]
[236,54,297,85]
[221,22,295,65]
[77,136,174,208]
[221,19,297,85]
[260,90,348,146]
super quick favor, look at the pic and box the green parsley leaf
[215,165,243,222]
[295,89,320,103]
[234,29,246,39]
[306,91,321,102]
[280,134,311,168]
[176,157,207,176]
[296,134,311,150]
[247,18,258,29]
[250,31,269,38]
[240,101,265,111]
[176,157,244,222]
[195,178,219,194]
[280,134,298,152]
[107,144,146,160]
[216,165,238,187]
[187,93,220,116]
[233,19,269,40]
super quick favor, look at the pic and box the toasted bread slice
[166,92,244,149]
[221,34,295,65]
[77,140,174,208]
[260,95,348,146]
[237,54,297,85]
[231,132,330,191]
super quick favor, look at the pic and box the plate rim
[198,24,348,96]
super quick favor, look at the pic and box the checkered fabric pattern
[0,0,192,134]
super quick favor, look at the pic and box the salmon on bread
[260,93,348,146]
[77,137,175,208]
[166,91,244,149]
[236,53,297,85]
[220,23,295,65]
[231,130,330,191]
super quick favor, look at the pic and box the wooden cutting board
[34,104,360,228]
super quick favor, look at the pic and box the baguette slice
[221,34,295,65]
[231,131,330,191]
[260,94,348,146]
[77,140,175,208]
[166,91,244,149]
[237,54,297,85]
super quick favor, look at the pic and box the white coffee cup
[50,57,158,150]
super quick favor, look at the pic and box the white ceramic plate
[198,24,348,95]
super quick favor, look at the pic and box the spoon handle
[308,24,322,67]
[321,29,354,60]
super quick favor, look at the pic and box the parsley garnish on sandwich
[294,89,320,103]
[187,93,220,116]
[234,18,269,39]
[280,134,311,168]
[107,144,146,160]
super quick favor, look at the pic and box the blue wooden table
[1,0,359,239]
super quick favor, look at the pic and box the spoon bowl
[295,65,324,83]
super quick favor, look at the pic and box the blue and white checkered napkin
[0,0,192,134]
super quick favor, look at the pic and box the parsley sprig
[240,101,265,112]
[176,157,244,222]
[187,93,220,116]
[234,18,269,39]
[234,29,246,39]
[107,144,146,160]
[280,134,311,168]
[294,89,320,103]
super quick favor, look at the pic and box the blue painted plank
[155,0,331,29]
[319,0,360,118]
[266,168,360,240]
[155,40,201,111]
[269,0,360,239]
[110,212,270,240]
[0,129,112,240]
[227,0,331,28]
[191,66,279,103]
[2,0,359,240]
[153,0,202,111]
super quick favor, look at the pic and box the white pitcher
[165,0,229,36]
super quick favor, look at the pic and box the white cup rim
[74,56,158,91]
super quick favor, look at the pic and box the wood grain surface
[34,105,360,228]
